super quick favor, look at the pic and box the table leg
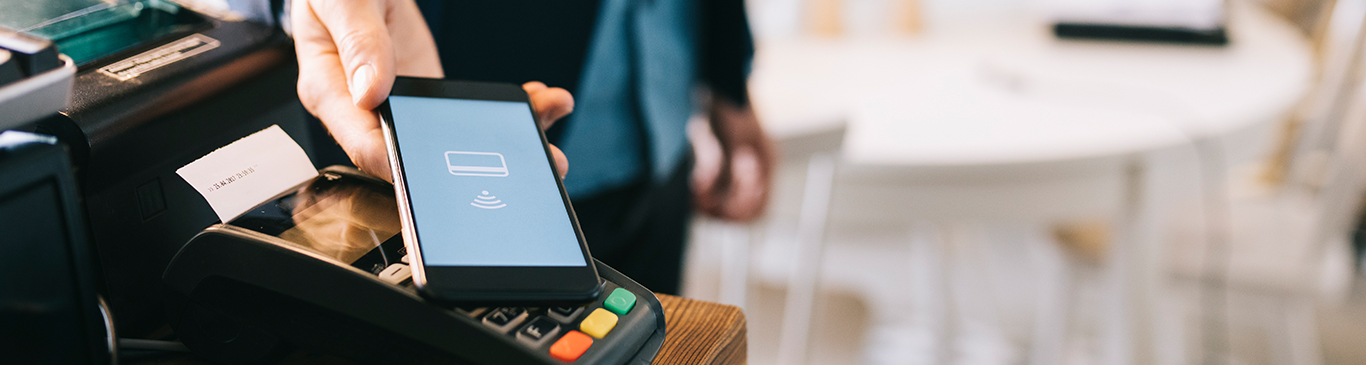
[775,153,837,365]
[1030,229,1074,365]
[1104,156,1175,365]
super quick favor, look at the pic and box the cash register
[5,0,314,337]
[162,166,667,364]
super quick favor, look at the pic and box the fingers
[297,61,393,180]
[524,82,574,130]
[549,144,569,178]
[522,82,573,177]
[292,37,391,180]
[693,99,777,222]
[301,0,396,109]
[346,129,395,182]
[693,148,765,221]
[688,119,727,215]
[721,148,766,221]
[523,81,546,93]
[293,0,419,181]
[522,83,572,177]
[387,0,444,78]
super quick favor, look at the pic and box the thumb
[307,0,397,109]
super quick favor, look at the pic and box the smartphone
[377,77,601,304]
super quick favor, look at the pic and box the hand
[693,98,776,222]
[293,0,439,181]
[292,0,572,180]
[524,82,573,176]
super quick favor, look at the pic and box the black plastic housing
[25,12,313,337]
[163,225,666,364]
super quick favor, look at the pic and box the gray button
[482,307,529,333]
[516,316,561,347]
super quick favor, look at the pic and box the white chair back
[1287,0,1366,187]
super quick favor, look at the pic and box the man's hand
[524,82,573,176]
[693,98,776,222]
[292,0,572,180]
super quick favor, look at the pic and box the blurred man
[242,0,773,293]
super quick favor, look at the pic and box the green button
[603,288,636,315]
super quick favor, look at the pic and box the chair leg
[945,224,1019,365]
[775,153,838,365]
[1265,295,1323,365]
[717,222,752,310]
[862,222,949,365]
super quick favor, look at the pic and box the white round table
[748,1,1313,363]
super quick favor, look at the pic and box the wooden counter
[653,294,747,365]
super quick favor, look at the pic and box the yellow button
[578,308,618,339]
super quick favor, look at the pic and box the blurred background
[681,0,1366,364]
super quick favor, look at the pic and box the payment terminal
[162,166,666,364]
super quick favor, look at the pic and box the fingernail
[351,64,375,105]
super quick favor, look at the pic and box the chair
[1156,1,1366,364]
[1263,0,1338,38]
[683,119,847,364]
[1272,0,1364,186]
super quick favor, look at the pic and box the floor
[1319,279,1366,365]
[681,218,1366,365]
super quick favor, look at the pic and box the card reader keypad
[367,260,641,363]
[456,285,639,362]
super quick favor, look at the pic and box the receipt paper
[177,125,318,223]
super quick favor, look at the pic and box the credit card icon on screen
[444,151,509,177]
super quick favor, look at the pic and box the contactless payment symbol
[445,151,508,177]
[471,191,507,209]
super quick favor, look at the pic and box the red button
[549,330,593,362]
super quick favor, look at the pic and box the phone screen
[388,95,586,268]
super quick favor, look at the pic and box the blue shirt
[555,0,697,196]
[418,0,753,198]
[239,0,753,197]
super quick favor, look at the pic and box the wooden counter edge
[652,294,747,365]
